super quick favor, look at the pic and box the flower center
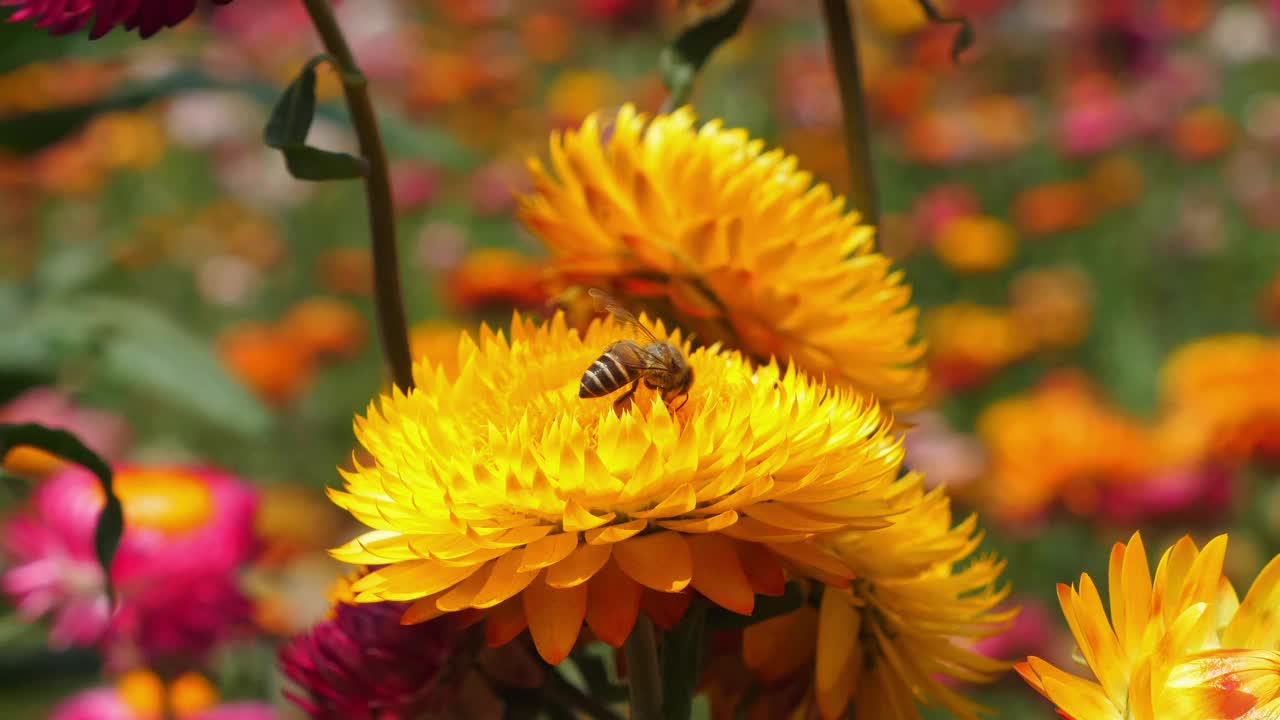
[111,468,215,534]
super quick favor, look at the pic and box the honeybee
[579,289,694,412]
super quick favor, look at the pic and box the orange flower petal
[613,531,692,592]
[737,542,786,596]
[768,542,853,584]
[545,541,612,588]
[743,607,819,684]
[485,596,528,647]
[436,561,495,611]
[688,534,754,615]
[523,574,588,664]
[401,593,447,624]
[471,551,541,608]
[641,588,692,630]
[815,589,860,720]
[585,559,643,647]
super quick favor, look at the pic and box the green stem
[299,0,414,391]
[818,0,881,230]
[624,615,664,720]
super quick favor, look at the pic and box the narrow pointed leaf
[659,0,754,107]
[264,55,367,181]
[0,423,122,604]
[264,55,328,148]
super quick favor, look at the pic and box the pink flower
[912,184,981,245]
[4,0,236,39]
[902,411,988,491]
[51,687,274,720]
[1057,96,1134,156]
[970,597,1066,666]
[50,687,136,720]
[1,387,132,478]
[390,162,441,214]
[1098,464,1234,525]
[2,465,257,652]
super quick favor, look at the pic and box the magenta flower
[103,570,254,669]
[3,0,234,39]
[2,465,257,653]
[1097,464,1234,525]
[279,601,458,719]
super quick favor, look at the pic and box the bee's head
[676,363,694,394]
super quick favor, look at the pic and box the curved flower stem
[624,615,664,720]
[299,0,414,391]
[819,0,880,230]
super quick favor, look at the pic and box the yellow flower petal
[522,106,927,413]
[330,311,914,661]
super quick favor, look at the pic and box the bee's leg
[612,379,641,412]
[673,393,689,412]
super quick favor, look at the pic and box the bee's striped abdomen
[579,351,632,398]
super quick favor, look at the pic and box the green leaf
[0,423,123,604]
[661,600,707,720]
[660,0,754,109]
[264,55,366,182]
[282,145,367,181]
[0,69,217,155]
[85,297,273,436]
[914,0,974,62]
[0,297,272,436]
[263,55,328,148]
[705,581,807,629]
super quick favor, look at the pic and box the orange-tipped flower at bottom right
[1018,532,1280,720]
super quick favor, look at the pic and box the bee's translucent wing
[606,339,668,372]
[588,288,661,345]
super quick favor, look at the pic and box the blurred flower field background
[1,0,1279,718]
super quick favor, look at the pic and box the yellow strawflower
[520,105,927,414]
[1020,532,1280,719]
[329,312,913,663]
[816,480,1012,719]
